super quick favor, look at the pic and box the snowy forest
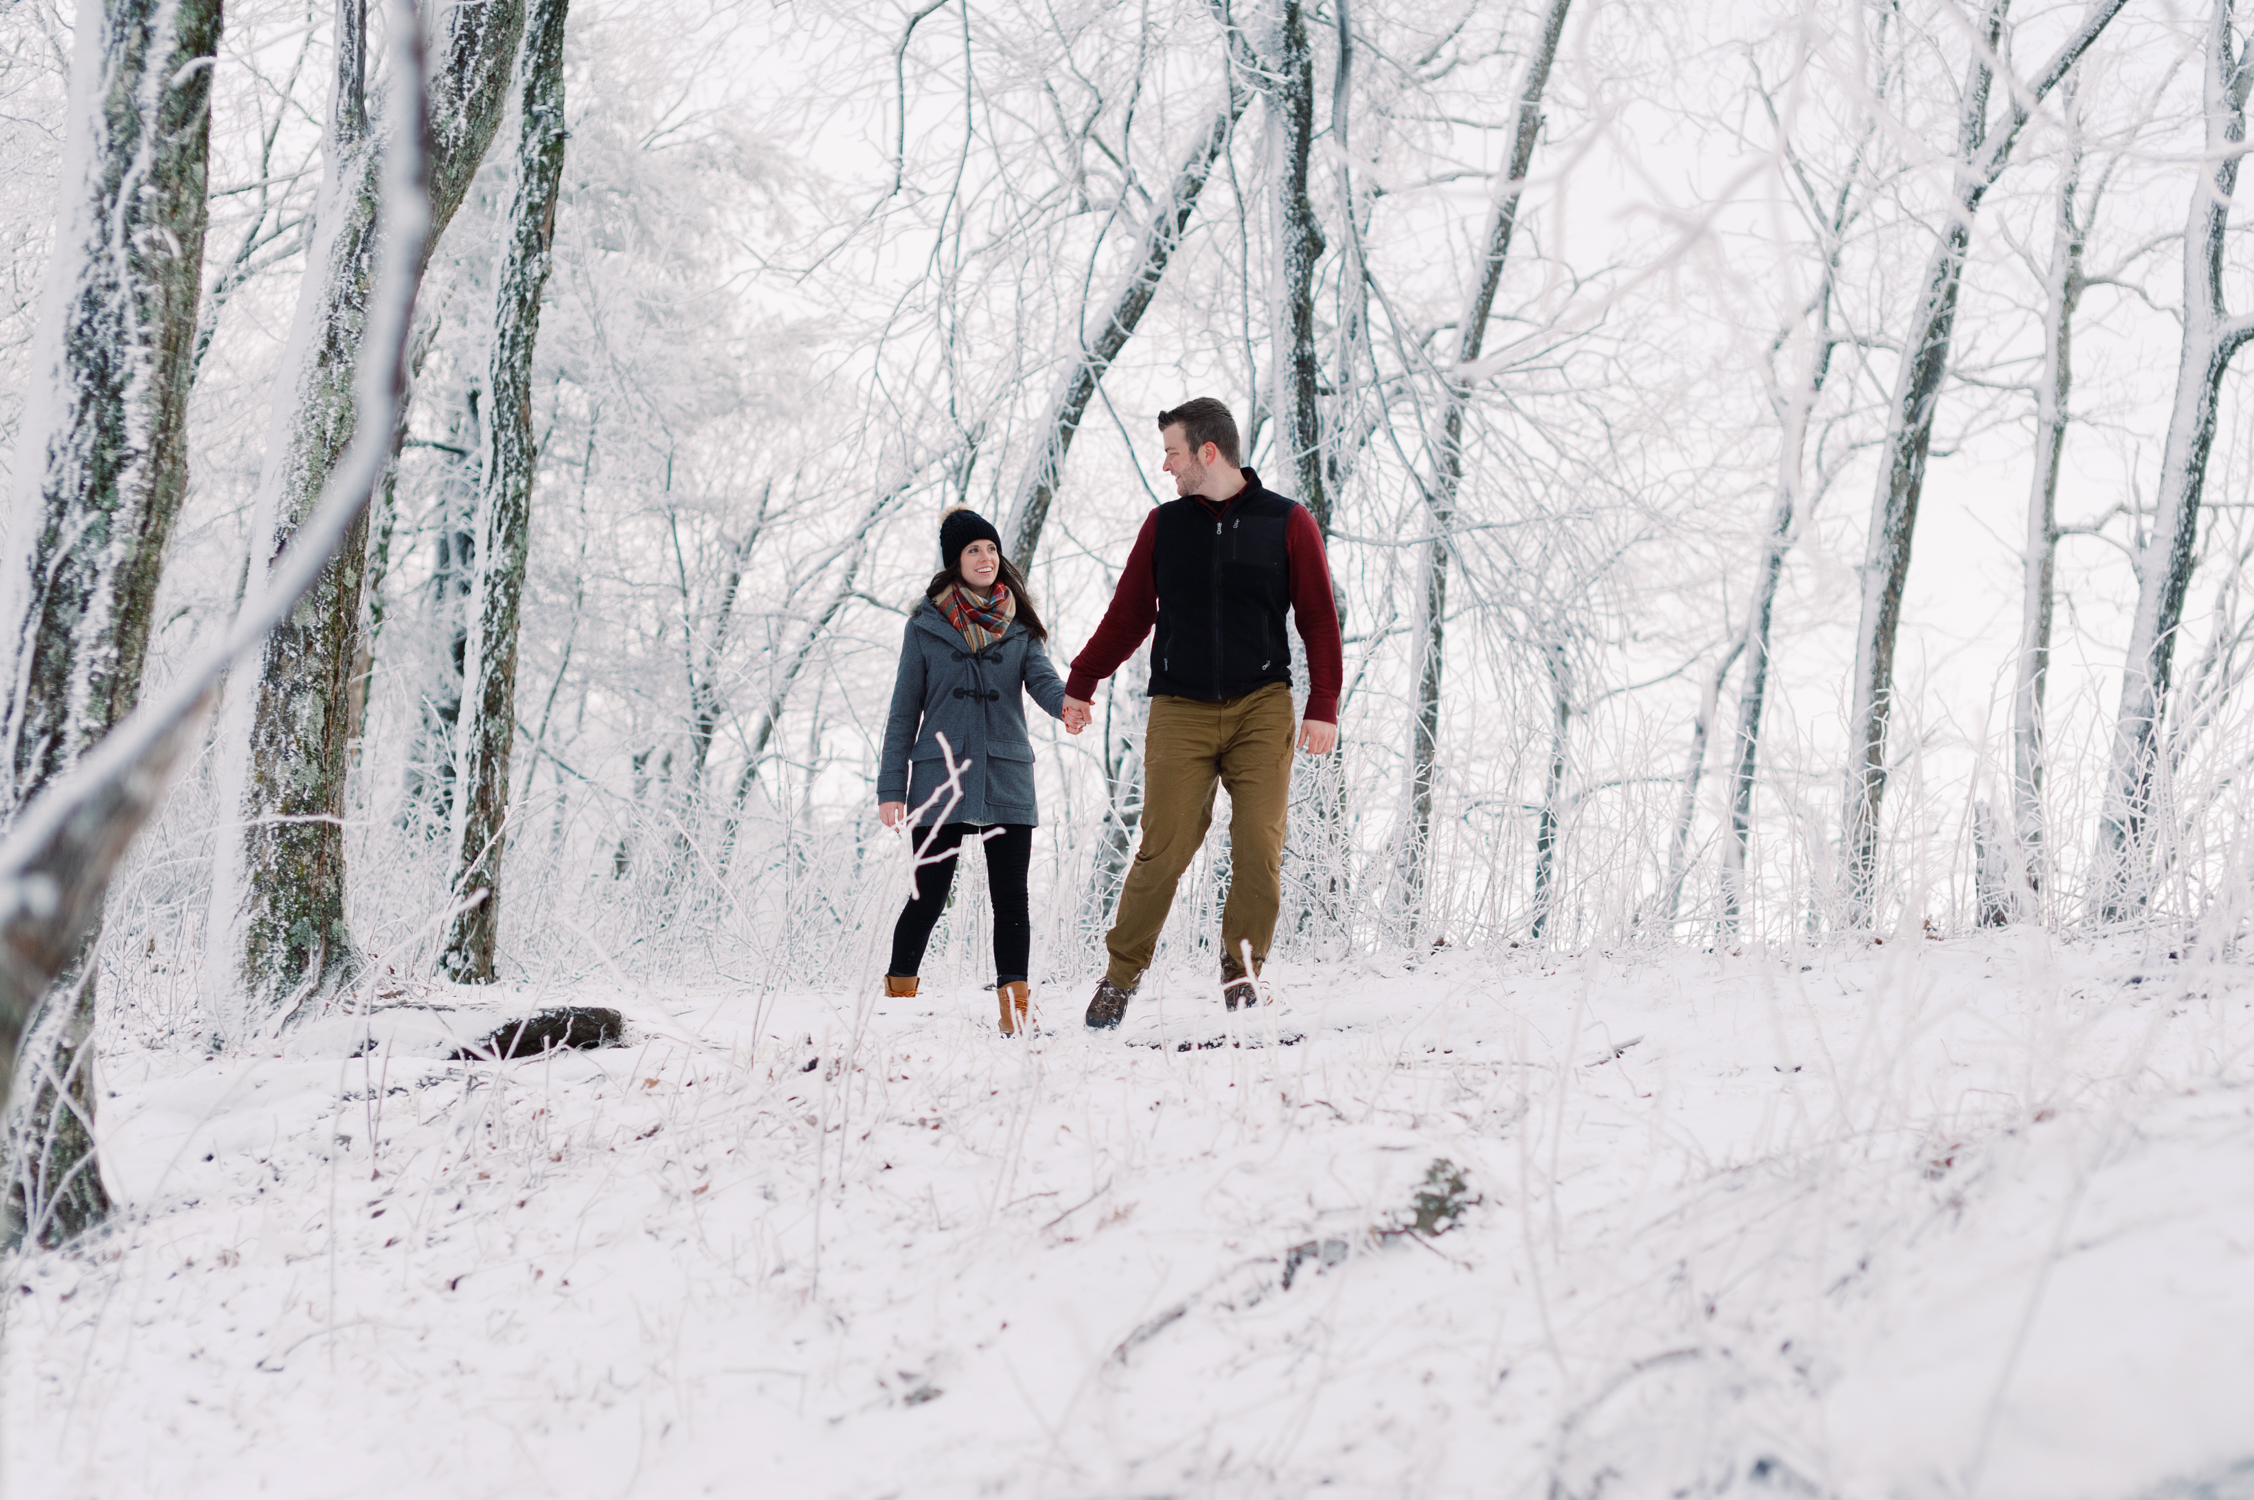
[1,0,2251,1490]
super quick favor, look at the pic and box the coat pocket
[982,743,1036,816]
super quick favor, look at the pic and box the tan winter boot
[997,981,1032,1036]
[884,975,919,998]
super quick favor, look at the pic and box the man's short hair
[1157,398,1241,468]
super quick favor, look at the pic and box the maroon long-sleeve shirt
[1066,485,1344,723]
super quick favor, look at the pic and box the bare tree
[1654,635,1742,930]
[1083,679,1148,941]
[1529,638,1571,940]
[1003,60,1251,569]
[0,0,426,1233]
[203,0,525,1034]
[717,495,903,875]
[1840,0,2125,925]
[1712,43,1892,933]
[397,382,480,830]
[189,17,321,384]
[679,501,763,811]
[2006,85,2086,921]
[2094,0,2254,921]
[1401,0,1573,938]
[0,0,222,1244]
[439,0,572,982]
[1269,0,1326,533]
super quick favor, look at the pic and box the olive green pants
[1105,683,1295,990]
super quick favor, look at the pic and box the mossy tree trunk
[203,0,524,1035]
[0,0,223,1246]
[439,0,572,982]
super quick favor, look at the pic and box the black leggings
[887,823,1033,986]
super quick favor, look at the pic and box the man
[1061,397,1342,1028]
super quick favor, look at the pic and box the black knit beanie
[939,507,1003,574]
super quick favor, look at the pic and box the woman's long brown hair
[925,555,1047,642]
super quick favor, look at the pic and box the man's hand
[1061,696,1092,735]
[1297,718,1338,755]
[879,801,907,829]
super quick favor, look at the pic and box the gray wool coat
[877,599,1069,827]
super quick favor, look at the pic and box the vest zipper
[1211,515,1225,698]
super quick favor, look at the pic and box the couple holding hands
[876,398,1344,1036]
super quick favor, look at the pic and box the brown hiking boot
[1084,976,1135,1030]
[1223,977,1261,1011]
[997,981,1032,1036]
[884,975,919,998]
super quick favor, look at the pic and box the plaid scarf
[941,581,1015,652]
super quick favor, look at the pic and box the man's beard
[1174,456,1206,495]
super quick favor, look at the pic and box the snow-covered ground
[6,932,2252,1498]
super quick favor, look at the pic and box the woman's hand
[879,801,907,829]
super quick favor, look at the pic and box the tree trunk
[1323,0,1372,513]
[716,557,868,875]
[1267,0,1353,944]
[1719,477,1796,931]
[1529,641,1571,942]
[1270,0,1326,533]
[0,0,223,1246]
[0,0,425,1241]
[1841,0,2122,925]
[1004,70,1251,569]
[1402,0,1572,939]
[1656,641,1742,929]
[1722,263,1848,929]
[0,703,208,1183]
[400,386,479,831]
[203,0,524,1034]
[1083,682,1148,944]
[2010,105,2085,921]
[1712,19,1894,933]
[439,0,572,982]
[350,315,440,757]
[1974,798,2014,926]
[2093,0,2253,921]
[683,513,761,809]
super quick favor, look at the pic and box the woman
[877,507,1074,1034]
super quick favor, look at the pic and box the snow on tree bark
[1402,0,1571,940]
[398,382,479,830]
[1840,0,2123,927]
[1719,100,1872,930]
[1529,641,1571,941]
[2010,100,2085,921]
[202,0,524,1033]
[1084,682,1148,942]
[1269,0,1325,534]
[439,0,571,982]
[1004,67,1251,569]
[0,700,204,1190]
[2093,0,2254,922]
[1655,639,1741,930]
[680,506,761,810]
[1261,0,1352,945]
[2,0,423,1246]
[0,0,223,1244]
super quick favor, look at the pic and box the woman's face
[959,538,1001,591]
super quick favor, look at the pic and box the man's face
[1160,425,1208,497]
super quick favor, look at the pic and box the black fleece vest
[1148,474,1297,701]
